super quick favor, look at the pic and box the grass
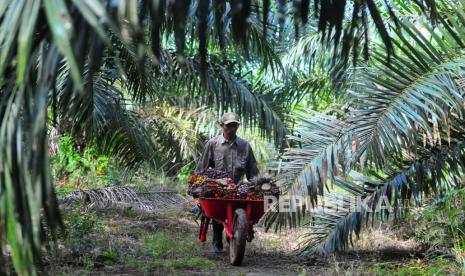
[132,231,214,272]
[49,197,465,275]
[142,231,202,258]
[97,250,118,262]
[163,208,188,219]
[141,257,215,271]
[47,205,215,274]
[364,257,462,275]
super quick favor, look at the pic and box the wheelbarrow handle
[198,215,210,242]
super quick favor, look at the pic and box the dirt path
[42,202,457,275]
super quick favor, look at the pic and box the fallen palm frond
[62,187,189,213]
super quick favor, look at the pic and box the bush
[51,134,120,194]
[402,188,465,270]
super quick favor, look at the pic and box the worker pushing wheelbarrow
[188,112,279,266]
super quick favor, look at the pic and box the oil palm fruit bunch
[187,174,208,197]
[204,183,223,198]
[187,175,208,185]
[223,182,238,199]
[239,175,280,199]
[194,168,229,179]
[187,169,230,198]
[245,193,259,200]
[237,183,250,199]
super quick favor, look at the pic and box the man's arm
[245,144,260,180]
[196,140,214,171]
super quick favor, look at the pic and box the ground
[40,202,462,275]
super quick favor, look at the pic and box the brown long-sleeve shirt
[196,135,260,183]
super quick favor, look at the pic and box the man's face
[221,122,239,137]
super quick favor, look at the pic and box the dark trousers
[212,219,224,249]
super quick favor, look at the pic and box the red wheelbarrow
[197,198,265,266]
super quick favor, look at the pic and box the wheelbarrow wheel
[230,208,247,266]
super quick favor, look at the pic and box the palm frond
[91,81,158,170]
[351,14,465,168]
[0,12,63,273]
[280,30,353,106]
[281,31,322,73]
[263,111,351,232]
[153,49,288,144]
[141,104,280,175]
[291,77,465,256]
[62,186,189,213]
[297,175,377,255]
[57,67,158,171]
[300,139,465,256]
[278,112,350,204]
[141,105,212,175]
[301,207,365,256]
[247,14,284,75]
[269,2,465,257]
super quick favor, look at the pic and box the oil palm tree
[266,0,465,256]
[0,0,442,274]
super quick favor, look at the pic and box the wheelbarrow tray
[198,198,264,222]
[197,198,265,266]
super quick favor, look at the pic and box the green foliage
[98,250,118,263]
[51,134,120,194]
[59,205,108,255]
[452,234,465,272]
[62,206,108,238]
[126,208,136,218]
[402,188,465,270]
[418,189,465,248]
[178,164,194,182]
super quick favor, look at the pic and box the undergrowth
[364,257,461,275]
[51,134,121,195]
[136,231,214,272]
[398,188,465,273]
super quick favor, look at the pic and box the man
[196,112,260,253]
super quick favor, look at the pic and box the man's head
[220,112,240,139]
